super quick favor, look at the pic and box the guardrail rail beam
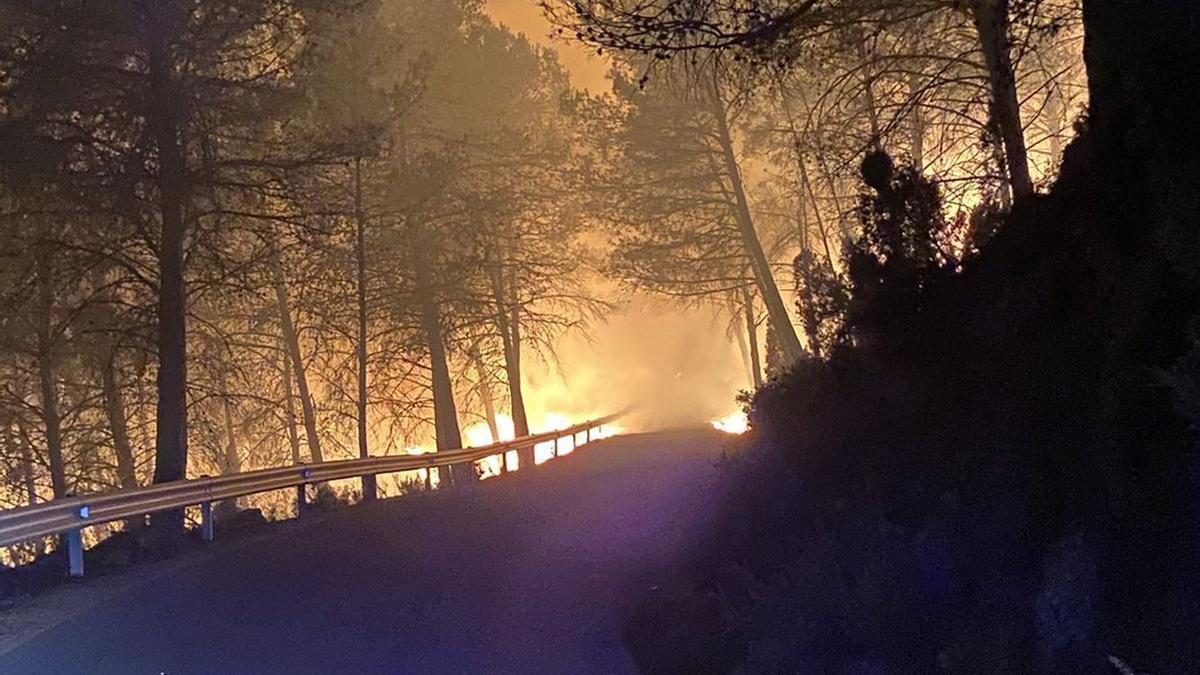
[0,410,627,577]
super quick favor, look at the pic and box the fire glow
[711,411,749,434]
[534,412,578,463]
[464,412,621,476]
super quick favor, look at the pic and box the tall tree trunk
[145,5,190,538]
[271,250,323,464]
[89,263,139,491]
[470,341,501,442]
[741,286,764,388]
[508,304,527,419]
[501,312,531,466]
[100,352,138,490]
[217,369,241,476]
[35,242,67,499]
[98,347,141,534]
[470,340,504,471]
[354,158,375,500]
[972,0,1034,200]
[215,362,242,518]
[709,77,805,364]
[281,345,301,465]
[489,250,532,467]
[20,437,37,505]
[415,255,471,484]
[729,295,754,387]
[1045,78,1065,171]
[991,124,1014,211]
[481,383,500,444]
[908,73,926,173]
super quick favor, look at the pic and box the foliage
[619,1,1200,670]
[841,149,957,352]
[0,0,601,545]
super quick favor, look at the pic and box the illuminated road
[0,429,729,674]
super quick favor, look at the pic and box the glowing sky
[483,0,612,93]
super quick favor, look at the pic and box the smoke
[522,294,751,432]
[478,4,748,431]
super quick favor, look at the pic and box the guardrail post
[553,436,561,458]
[296,466,312,517]
[66,528,84,577]
[587,426,594,442]
[200,501,214,542]
[362,475,377,502]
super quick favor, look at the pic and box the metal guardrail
[0,411,626,576]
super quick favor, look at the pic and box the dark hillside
[626,1,1200,672]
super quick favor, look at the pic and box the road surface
[0,429,730,674]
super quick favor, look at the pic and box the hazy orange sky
[483,0,612,93]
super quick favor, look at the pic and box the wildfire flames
[711,411,749,434]
[464,412,621,477]
[464,414,517,448]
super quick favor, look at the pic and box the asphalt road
[0,429,729,674]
